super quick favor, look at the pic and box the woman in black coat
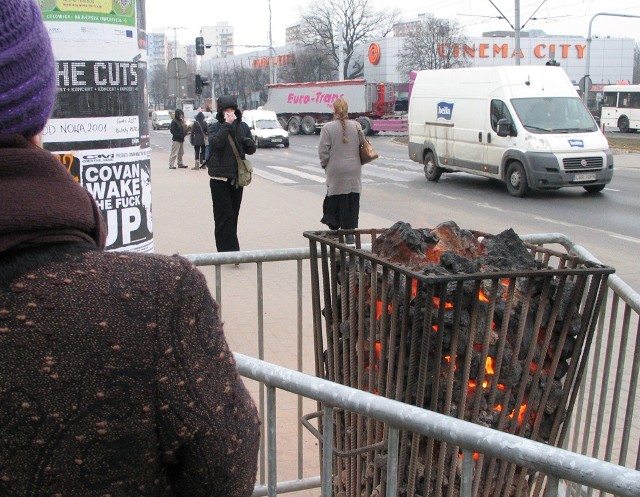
[190,111,208,169]
[206,95,256,252]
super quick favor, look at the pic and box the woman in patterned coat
[0,2,260,496]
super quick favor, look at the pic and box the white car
[183,110,214,130]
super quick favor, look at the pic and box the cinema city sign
[439,42,587,60]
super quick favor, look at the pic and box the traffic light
[195,74,209,95]
[195,36,205,56]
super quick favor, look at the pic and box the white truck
[408,66,614,196]
[263,79,407,136]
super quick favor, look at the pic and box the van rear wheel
[506,161,529,197]
[424,151,442,182]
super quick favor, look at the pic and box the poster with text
[50,147,153,253]
[39,0,136,26]
[42,0,151,252]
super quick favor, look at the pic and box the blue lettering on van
[568,139,584,148]
[437,102,454,120]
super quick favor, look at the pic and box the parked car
[151,110,172,130]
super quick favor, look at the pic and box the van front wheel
[506,161,529,197]
[424,152,442,182]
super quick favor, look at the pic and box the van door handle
[487,133,492,144]
[478,132,483,142]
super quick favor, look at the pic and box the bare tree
[397,17,470,77]
[634,43,639,84]
[300,0,400,80]
[148,67,169,108]
[279,46,336,83]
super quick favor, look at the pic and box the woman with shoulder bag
[190,111,208,169]
[318,97,363,245]
[206,95,256,253]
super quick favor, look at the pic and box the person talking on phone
[206,96,256,253]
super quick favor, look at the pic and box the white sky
[146,0,640,53]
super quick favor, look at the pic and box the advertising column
[40,0,153,252]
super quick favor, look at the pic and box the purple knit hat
[0,0,57,138]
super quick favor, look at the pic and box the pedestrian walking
[169,108,187,168]
[0,2,260,495]
[206,95,256,253]
[190,111,208,169]
[318,97,363,244]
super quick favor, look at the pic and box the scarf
[0,135,106,254]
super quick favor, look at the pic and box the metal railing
[234,352,640,497]
[185,233,640,497]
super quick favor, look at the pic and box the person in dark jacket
[190,111,208,169]
[169,109,187,169]
[0,2,260,496]
[206,95,256,253]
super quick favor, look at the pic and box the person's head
[215,95,240,123]
[0,0,57,141]
[333,97,349,121]
[196,111,205,122]
[174,109,184,120]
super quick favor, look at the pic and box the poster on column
[41,0,153,252]
[50,148,153,253]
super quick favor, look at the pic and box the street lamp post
[584,13,640,108]
[268,0,275,85]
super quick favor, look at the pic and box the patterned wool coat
[0,135,260,497]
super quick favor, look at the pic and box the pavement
[149,146,640,496]
[150,148,390,495]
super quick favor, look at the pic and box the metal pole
[268,0,274,84]
[338,21,344,80]
[173,28,180,99]
[584,13,640,107]
[514,0,521,66]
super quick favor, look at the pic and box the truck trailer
[262,79,407,135]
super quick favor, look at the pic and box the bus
[600,84,640,133]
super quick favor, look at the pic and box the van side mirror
[496,118,515,137]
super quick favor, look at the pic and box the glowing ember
[432,297,454,309]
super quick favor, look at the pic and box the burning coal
[306,221,613,497]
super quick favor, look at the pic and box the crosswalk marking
[253,169,297,184]
[244,160,425,186]
[299,166,374,183]
[360,163,422,182]
[269,166,326,183]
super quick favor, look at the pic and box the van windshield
[255,119,281,130]
[511,97,598,133]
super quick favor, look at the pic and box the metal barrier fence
[185,233,640,497]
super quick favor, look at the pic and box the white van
[151,110,172,130]
[408,66,613,196]
[243,109,289,148]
